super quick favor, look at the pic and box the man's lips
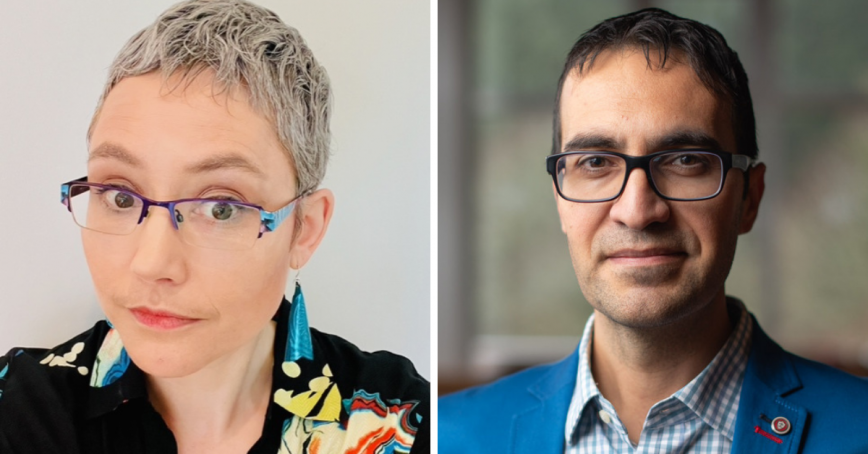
[606,248,687,265]
[129,307,201,330]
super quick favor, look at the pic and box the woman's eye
[113,192,135,208]
[210,202,236,221]
[97,188,137,209]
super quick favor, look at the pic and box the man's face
[556,49,763,328]
[85,70,298,377]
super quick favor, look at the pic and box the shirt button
[599,410,613,425]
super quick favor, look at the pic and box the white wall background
[0,1,430,378]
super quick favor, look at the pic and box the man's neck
[590,293,733,445]
[145,321,276,452]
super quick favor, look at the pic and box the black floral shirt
[0,297,429,453]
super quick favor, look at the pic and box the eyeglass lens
[67,185,263,250]
[555,151,724,201]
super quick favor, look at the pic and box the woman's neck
[146,321,276,452]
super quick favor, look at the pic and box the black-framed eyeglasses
[545,149,757,202]
[60,176,308,250]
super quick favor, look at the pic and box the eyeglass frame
[60,176,308,239]
[545,149,758,203]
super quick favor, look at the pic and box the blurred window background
[440,0,868,393]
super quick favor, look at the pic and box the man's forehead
[558,49,734,153]
[570,46,690,81]
[562,48,701,97]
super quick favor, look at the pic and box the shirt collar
[85,296,350,424]
[564,311,602,445]
[269,295,348,423]
[672,298,752,439]
[565,298,753,445]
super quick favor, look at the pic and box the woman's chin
[128,349,209,379]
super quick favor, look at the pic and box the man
[439,8,868,453]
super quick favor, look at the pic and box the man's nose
[608,168,670,230]
[129,206,187,284]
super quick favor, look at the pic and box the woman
[0,1,429,453]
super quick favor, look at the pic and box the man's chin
[604,261,684,287]
[585,281,702,329]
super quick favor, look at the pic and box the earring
[286,281,314,362]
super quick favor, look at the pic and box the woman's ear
[289,189,335,269]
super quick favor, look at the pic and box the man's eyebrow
[650,130,724,151]
[185,153,265,177]
[562,133,623,151]
[88,142,142,167]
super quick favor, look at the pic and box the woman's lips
[129,307,200,330]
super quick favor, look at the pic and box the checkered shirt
[565,299,752,453]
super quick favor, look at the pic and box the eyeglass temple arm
[260,203,294,236]
[545,155,557,176]
[258,190,312,237]
[60,176,89,209]
[732,155,759,171]
[731,155,760,198]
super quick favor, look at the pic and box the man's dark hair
[552,8,757,159]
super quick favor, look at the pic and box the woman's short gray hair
[88,0,331,193]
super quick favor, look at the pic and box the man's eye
[677,155,697,165]
[667,153,708,167]
[578,155,613,168]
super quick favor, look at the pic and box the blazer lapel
[510,348,579,454]
[505,314,812,454]
[731,316,807,454]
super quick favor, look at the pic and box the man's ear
[289,188,335,269]
[739,163,765,234]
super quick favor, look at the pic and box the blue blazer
[439,316,868,453]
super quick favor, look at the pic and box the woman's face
[85,70,308,378]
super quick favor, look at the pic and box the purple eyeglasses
[60,176,307,250]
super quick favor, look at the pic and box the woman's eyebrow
[89,143,264,177]
[185,153,265,177]
[88,142,142,167]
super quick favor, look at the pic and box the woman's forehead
[89,71,296,186]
